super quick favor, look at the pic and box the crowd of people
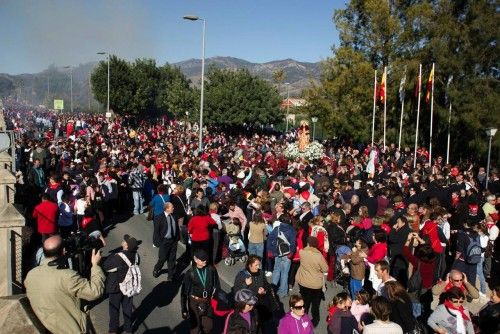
[4,98,499,334]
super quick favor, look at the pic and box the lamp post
[183,15,206,153]
[485,127,497,190]
[311,117,318,141]
[285,82,290,132]
[185,111,189,131]
[97,52,110,118]
[63,66,73,112]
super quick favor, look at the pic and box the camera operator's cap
[193,249,209,262]
[123,234,138,251]
[234,288,257,306]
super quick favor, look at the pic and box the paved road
[88,213,490,334]
[89,213,341,334]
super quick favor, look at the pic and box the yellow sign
[53,99,64,110]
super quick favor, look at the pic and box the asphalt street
[89,213,341,334]
[89,213,489,334]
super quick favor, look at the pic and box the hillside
[0,56,322,109]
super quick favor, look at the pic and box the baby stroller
[335,245,352,291]
[223,233,248,266]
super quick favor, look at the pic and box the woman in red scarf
[427,287,474,334]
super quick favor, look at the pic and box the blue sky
[0,0,344,74]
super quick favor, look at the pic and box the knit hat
[234,289,257,305]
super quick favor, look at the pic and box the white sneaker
[265,271,272,277]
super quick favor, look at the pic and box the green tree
[130,58,160,115]
[272,69,286,95]
[204,68,283,126]
[303,47,374,142]
[91,55,136,115]
[307,0,499,158]
[157,64,195,117]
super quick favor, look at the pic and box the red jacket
[403,245,436,289]
[420,220,444,254]
[188,215,217,242]
[33,200,58,234]
[367,242,387,264]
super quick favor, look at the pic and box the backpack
[464,233,482,265]
[276,226,291,257]
[117,252,142,297]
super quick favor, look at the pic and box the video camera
[64,231,104,256]
[48,231,104,277]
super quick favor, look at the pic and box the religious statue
[297,120,310,152]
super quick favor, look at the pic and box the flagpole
[371,69,377,146]
[429,63,435,165]
[398,94,405,151]
[414,64,422,169]
[383,66,387,150]
[446,103,451,165]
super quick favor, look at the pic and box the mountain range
[0,56,322,108]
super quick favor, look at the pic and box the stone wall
[0,110,25,296]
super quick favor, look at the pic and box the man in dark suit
[298,202,314,246]
[153,202,179,281]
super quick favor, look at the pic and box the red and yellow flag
[379,70,386,103]
[425,66,434,103]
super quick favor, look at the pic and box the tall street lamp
[311,117,318,141]
[485,127,497,190]
[97,52,110,118]
[285,82,290,132]
[63,66,73,113]
[183,15,206,153]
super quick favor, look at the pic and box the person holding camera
[102,234,140,334]
[180,249,221,334]
[24,235,105,334]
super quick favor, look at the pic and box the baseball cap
[124,234,138,251]
[234,288,258,305]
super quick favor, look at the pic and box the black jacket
[299,211,314,246]
[389,298,416,332]
[102,250,139,294]
[170,194,189,220]
[181,266,220,314]
[326,223,347,256]
[153,213,179,247]
[225,309,259,334]
[233,269,270,297]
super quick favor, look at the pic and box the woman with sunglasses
[278,294,314,334]
[427,287,474,334]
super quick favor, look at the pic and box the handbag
[406,318,428,334]
[407,261,422,294]
[146,206,154,221]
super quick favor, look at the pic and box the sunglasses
[292,305,305,310]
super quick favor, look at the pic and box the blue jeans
[350,278,363,299]
[248,242,264,258]
[477,256,487,294]
[272,256,291,297]
[132,190,144,214]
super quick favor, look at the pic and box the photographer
[24,235,105,334]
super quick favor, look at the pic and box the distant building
[280,98,307,109]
